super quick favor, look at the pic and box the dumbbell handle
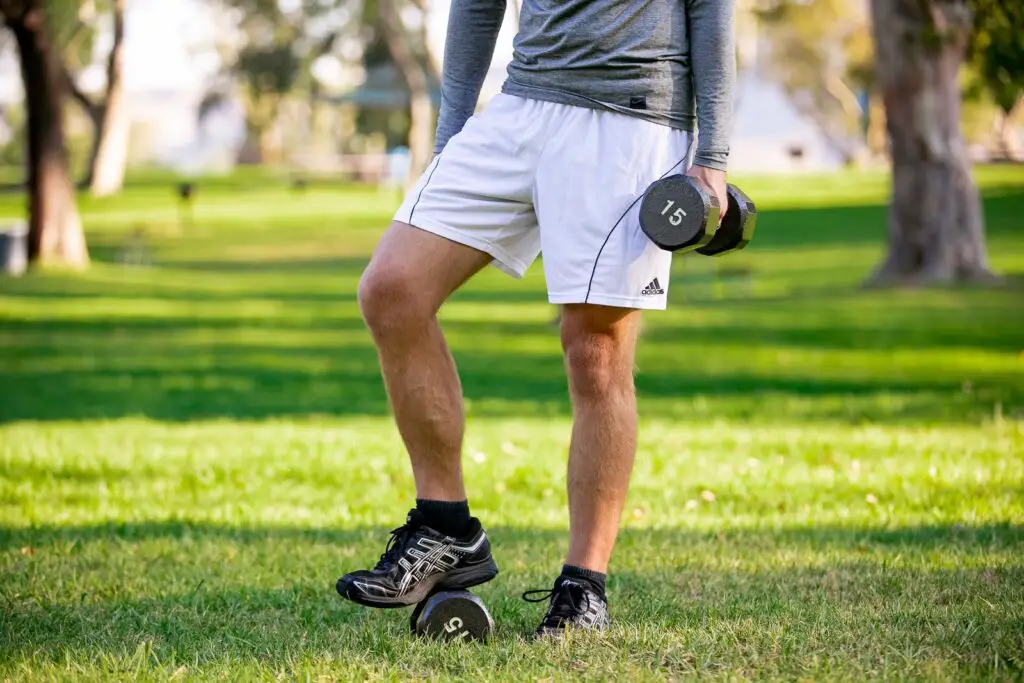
[697,184,757,257]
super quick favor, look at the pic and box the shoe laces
[373,514,420,570]
[523,580,590,625]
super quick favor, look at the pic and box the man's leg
[339,94,544,608]
[336,222,500,607]
[358,221,492,502]
[521,93,692,636]
[525,303,640,636]
[560,304,643,573]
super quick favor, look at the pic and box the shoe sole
[534,623,611,639]
[338,558,499,608]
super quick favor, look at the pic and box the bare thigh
[362,222,494,314]
[560,303,643,364]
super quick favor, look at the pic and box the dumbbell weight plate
[639,175,720,252]
[412,590,493,643]
[696,185,757,257]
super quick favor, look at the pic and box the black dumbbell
[639,177,757,257]
[696,184,756,256]
[410,590,493,642]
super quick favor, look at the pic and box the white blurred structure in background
[0,0,1015,177]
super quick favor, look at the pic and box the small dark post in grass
[177,182,196,231]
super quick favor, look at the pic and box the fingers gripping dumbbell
[639,176,757,256]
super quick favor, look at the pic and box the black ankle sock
[415,499,471,537]
[561,564,607,595]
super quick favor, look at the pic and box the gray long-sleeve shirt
[434,0,736,171]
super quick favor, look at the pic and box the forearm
[686,0,736,171]
[434,0,507,154]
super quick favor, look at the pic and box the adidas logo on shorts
[641,278,665,296]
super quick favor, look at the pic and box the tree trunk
[866,0,996,287]
[259,123,280,166]
[83,102,129,197]
[381,0,434,183]
[237,94,282,166]
[235,123,264,165]
[87,0,128,197]
[407,89,434,181]
[8,4,88,268]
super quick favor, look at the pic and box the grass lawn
[1,166,1023,681]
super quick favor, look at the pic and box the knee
[562,329,632,399]
[358,261,431,338]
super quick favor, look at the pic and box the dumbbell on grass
[639,176,757,257]
[410,590,494,643]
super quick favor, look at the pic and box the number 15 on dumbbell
[639,175,757,256]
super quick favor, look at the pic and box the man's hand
[685,165,728,222]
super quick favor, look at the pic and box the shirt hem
[501,79,696,134]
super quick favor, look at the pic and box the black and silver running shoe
[523,576,611,637]
[336,509,499,608]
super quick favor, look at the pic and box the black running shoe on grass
[336,509,498,608]
[523,576,610,637]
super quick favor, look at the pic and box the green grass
[1,166,1023,681]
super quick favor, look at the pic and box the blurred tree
[236,43,302,163]
[55,0,128,197]
[867,0,995,286]
[0,0,88,268]
[241,4,301,163]
[218,0,435,179]
[218,0,352,164]
[375,0,434,180]
[966,0,1024,160]
[753,0,875,165]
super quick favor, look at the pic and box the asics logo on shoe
[357,533,487,599]
[525,577,611,636]
[337,511,498,608]
[576,595,605,628]
[555,580,603,625]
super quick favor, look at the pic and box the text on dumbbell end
[444,616,470,640]
[660,200,687,226]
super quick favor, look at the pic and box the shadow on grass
[2,313,1021,423]
[42,188,1024,275]
[2,522,1021,673]
[1,342,1018,423]
[0,283,551,305]
[4,519,1020,550]
[2,189,1023,425]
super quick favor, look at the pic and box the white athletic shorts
[394,93,695,310]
